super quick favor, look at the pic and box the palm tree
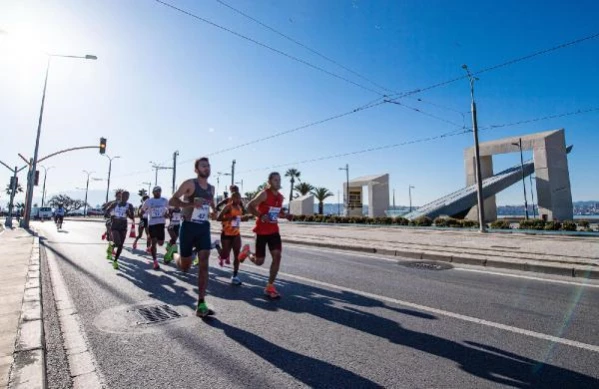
[312,187,334,215]
[285,168,301,200]
[294,182,314,197]
[5,183,23,196]
[138,188,148,197]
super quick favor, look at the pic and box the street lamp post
[409,185,415,212]
[339,164,349,217]
[462,65,486,233]
[141,181,152,194]
[82,170,94,217]
[512,138,529,220]
[23,53,97,228]
[104,155,120,203]
[40,165,54,207]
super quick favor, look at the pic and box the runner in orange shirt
[217,192,250,285]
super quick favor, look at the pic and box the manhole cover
[404,261,453,271]
[134,304,182,324]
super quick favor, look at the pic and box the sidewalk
[0,228,44,389]
[210,221,599,278]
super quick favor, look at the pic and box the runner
[132,195,150,252]
[169,157,217,317]
[216,192,251,285]
[142,187,169,270]
[164,205,182,264]
[214,185,245,265]
[242,172,293,299]
[54,203,66,231]
[105,191,136,270]
[101,191,121,241]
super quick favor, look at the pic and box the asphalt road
[35,220,599,388]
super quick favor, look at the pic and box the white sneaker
[211,240,221,250]
[231,276,242,286]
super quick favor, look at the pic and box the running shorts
[148,224,166,241]
[179,221,211,257]
[255,233,282,258]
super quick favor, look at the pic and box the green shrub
[577,220,590,229]
[305,215,315,222]
[490,220,511,230]
[412,216,433,227]
[460,220,479,228]
[393,217,410,226]
[519,219,546,230]
[434,217,447,227]
[294,215,306,222]
[544,221,562,231]
[561,220,577,231]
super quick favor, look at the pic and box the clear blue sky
[1,0,598,209]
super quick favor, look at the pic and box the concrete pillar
[465,155,497,221]
[369,174,389,217]
[533,131,573,221]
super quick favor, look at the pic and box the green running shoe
[112,260,119,270]
[196,301,214,318]
[106,253,113,261]
[193,258,199,266]
[106,244,114,255]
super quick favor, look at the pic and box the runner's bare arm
[247,190,268,220]
[169,180,195,208]
[215,198,228,212]
[128,205,136,222]
[216,205,231,222]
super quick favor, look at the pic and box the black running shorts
[255,233,282,258]
[148,224,166,241]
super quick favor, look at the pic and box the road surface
[35,220,599,388]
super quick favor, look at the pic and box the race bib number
[171,213,181,223]
[114,206,127,218]
[231,216,241,228]
[191,205,210,223]
[150,207,165,218]
[268,207,281,223]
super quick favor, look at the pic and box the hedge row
[291,215,598,232]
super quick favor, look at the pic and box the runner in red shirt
[244,172,293,299]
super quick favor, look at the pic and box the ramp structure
[404,129,573,222]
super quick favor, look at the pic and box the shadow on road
[41,238,599,388]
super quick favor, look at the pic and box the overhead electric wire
[236,105,599,174]
[385,100,467,128]
[154,0,384,95]
[215,0,391,94]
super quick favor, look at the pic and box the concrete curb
[8,235,46,389]
[226,231,599,280]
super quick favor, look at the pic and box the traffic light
[99,137,107,154]
[34,170,40,186]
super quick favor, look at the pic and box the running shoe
[218,257,224,267]
[153,261,160,271]
[224,257,231,265]
[211,240,221,250]
[231,276,242,286]
[101,233,107,241]
[112,260,119,270]
[106,244,114,255]
[238,244,251,262]
[163,252,173,264]
[193,257,199,267]
[106,253,112,261]
[264,284,281,299]
[196,301,214,318]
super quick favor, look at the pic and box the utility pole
[339,164,349,217]
[40,165,54,207]
[409,185,415,212]
[530,175,536,218]
[172,151,179,194]
[231,159,236,186]
[82,170,94,217]
[141,181,152,194]
[463,65,486,233]
[337,190,341,215]
[512,138,529,220]
[150,160,173,188]
[393,188,396,209]
[104,155,120,203]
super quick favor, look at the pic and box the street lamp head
[461,64,468,70]
[85,55,98,60]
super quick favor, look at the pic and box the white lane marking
[454,267,599,289]
[252,268,599,353]
[44,238,105,389]
[291,243,599,289]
